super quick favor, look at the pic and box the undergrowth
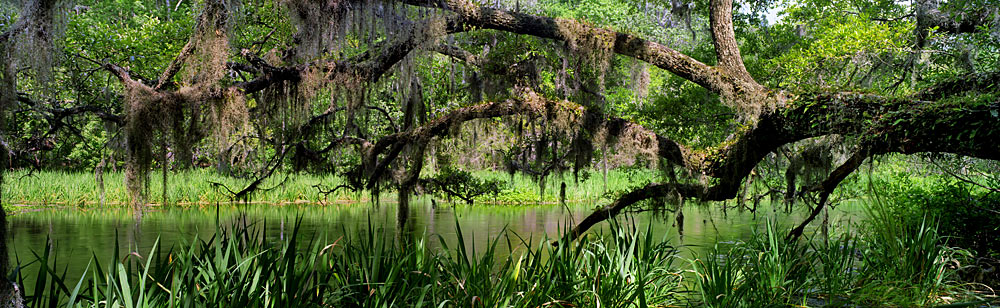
[11,209,992,307]
[14,219,686,307]
[2,168,653,207]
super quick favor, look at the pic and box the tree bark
[0,143,24,308]
[709,0,755,83]
[0,0,59,44]
[916,0,996,39]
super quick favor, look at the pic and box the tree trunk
[0,170,25,308]
[709,0,754,83]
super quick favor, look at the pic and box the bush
[887,181,1000,256]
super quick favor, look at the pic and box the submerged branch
[559,182,702,244]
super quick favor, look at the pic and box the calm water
[7,198,866,287]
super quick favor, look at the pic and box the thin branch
[557,182,702,244]
[212,146,289,202]
[433,44,481,66]
[786,148,870,241]
[154,40,196,90]
[928,158,1000,204]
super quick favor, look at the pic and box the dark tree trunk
[0,165,24,308]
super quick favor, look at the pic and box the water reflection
[7,198,865,288]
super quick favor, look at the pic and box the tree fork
[709,0,756,84]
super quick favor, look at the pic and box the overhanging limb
[786,147,871,242]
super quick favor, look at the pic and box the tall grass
[854,195,963,306]
[3,168,654,207]
[14,212,988,307]
[690,205,981,307]
[692,220,811,308]
[2,169,351,206]
[14,218,686,307]
[473,167,658,204]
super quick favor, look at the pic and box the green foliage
[539,0,673,39]
[0,3,17,31]
[868,157,1000,257]
[230,0,295,53]
[15,218,686,307]
[691,213,975,307]
[421,167,506,204]
[767,13,913,91]
[62,0,196,80]
[908,182,1000,254]
[2,168,658,206]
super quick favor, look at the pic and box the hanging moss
[122,87,158,207]
[556,20,616,108]
[178,0,231,86]
[6,0,66,86]
[281,0,349,61]
[630,59,650,103]
[0,42,13,116]
[207,87,249,145]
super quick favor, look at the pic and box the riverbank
[10,204,996,307]
[6,158,998,306]
[2,168,656,208]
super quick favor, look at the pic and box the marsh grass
[13,217,686,307]
[3,168,652,207]
[13,209,989,307]
[3,169,349,206]
[691,220,812,308]
[690,203,985,307]
[853,195,966,306]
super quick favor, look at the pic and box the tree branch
[786,147,870,241]
[433,44,481,66]
[709,0,755,83]
[559,90,1000,241]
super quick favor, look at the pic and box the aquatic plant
[13,218,686,307]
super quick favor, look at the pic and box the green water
[7,199,866,287]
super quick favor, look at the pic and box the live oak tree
[1,0,998,305]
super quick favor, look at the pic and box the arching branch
[360,88,700,191]
[560,182,701,244]
[229,0,768,104]
[416,0,764,101]
[786,147,870,241]
[153,0,229,90]
[559,90,1000,241]
[433,44,481,66]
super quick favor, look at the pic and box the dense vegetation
[10,214,989,307]
[1,0,998,306]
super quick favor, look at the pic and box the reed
[690,207,981,307]
[3,168,654,207]
[14,218,686,307]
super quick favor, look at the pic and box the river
[7,198,867,289]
